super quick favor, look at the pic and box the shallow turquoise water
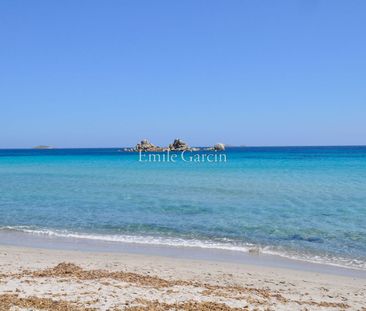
[1,147,366,269]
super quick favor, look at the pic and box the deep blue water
[1,146,366,269]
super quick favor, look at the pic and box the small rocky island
[168,139,200,151]
[210,143,225,151]
[122,139,224,152]
[33,145,53,149]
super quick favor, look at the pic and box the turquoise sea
[0,147,366,270]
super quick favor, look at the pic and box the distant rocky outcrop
[204,143,226,151]
[168,139,191,151]
[125,139,165,152]
[122,139,227,152]
[33,145,53,149]
[214,143,225,151]
[168,139,202,151]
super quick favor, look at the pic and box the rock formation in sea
[128,139,165,152]
[204,143,226,151]
[123,138,209,152]
[168,139,190,151]
[33,145,53,149]
[214,143,225,151]
[168,139,202,151]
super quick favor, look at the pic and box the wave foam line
[0,226,252,252]
[1,226,365,271]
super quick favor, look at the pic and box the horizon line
[1,144,366,150]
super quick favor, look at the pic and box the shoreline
[0,230,365,279]
[1,244,365,310]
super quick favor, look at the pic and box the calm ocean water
[1,147,366,269]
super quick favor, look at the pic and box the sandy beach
[0,245,365,310]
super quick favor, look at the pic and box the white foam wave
[0,226,252,252]
[261,247,366,270]
[1,226,365,270]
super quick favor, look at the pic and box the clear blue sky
[1,0,365,148]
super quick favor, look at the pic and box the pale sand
[0,245,365,310]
